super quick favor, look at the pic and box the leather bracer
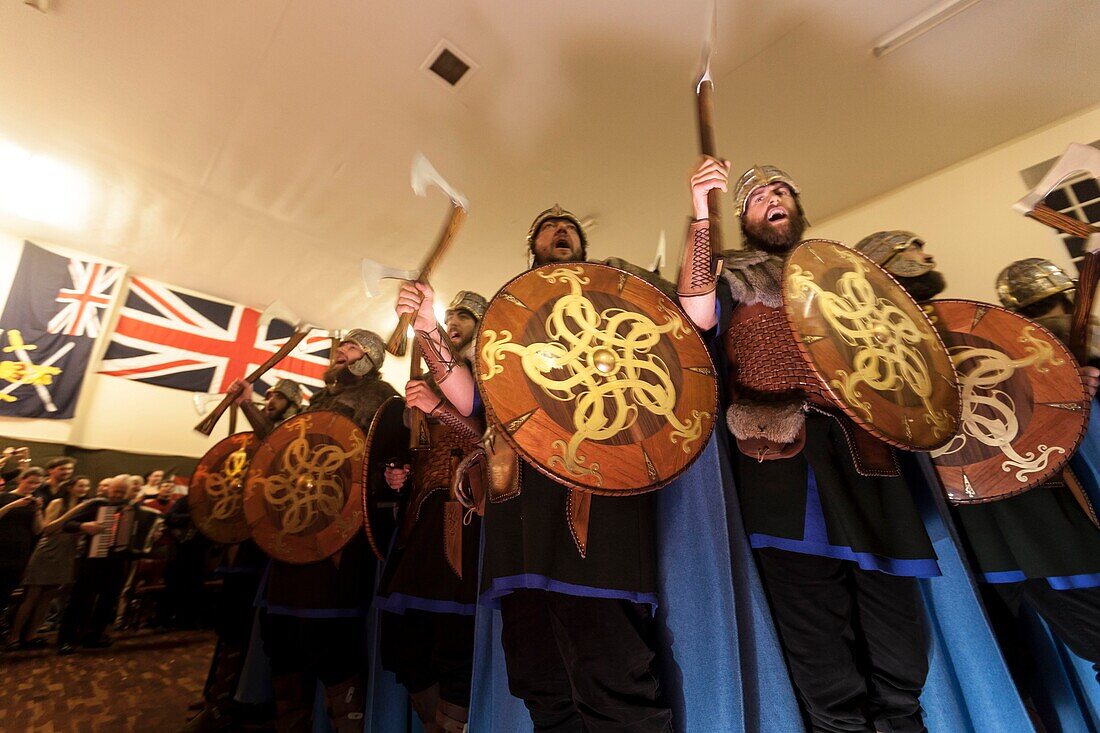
[678,218,719,297]
[430,400,484,444]
[239,401,275,439]
[414,326,461,385]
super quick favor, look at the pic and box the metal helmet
[268,378,303,416]
[526,204,588,252]
[445,291,488,322]
[995,258,1076,310]
[341,329,386,377]
[733,165,802,218]
[854,230,933,278]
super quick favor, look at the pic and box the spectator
[35,458,75,506]
[0,447,31,489]
[95,478,111,498]
[57,475,133,654]
[125,475,144,504]
[142,469,165,499]
[5,476,91,649]
[0,468,46,613]
[142,479,177,513]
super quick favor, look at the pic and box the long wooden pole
[194,329,310,436]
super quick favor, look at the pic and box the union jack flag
[0,242,124,419]
[99,277,331,396]
[47,259,124,338]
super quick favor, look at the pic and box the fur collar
[720,249,785,308]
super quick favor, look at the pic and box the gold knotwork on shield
[205,436,251,522]
[250,415,365,540]
[480,266,709,486]
[786,250,954,439]
[931,327,1066,484]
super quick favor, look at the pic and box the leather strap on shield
[476,262,718,494]
[782,239,961,451]
[927,300,1091,504]
[191,432,259,544]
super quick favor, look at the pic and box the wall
[0,232,411,459]
[813,103,1100,303]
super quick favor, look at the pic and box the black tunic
[479,462,659,606]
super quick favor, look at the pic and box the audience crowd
[0,448,212,654]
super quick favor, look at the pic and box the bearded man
[681,160,939,733]
[857,238,1100,683]
[235,331,397,732]
[375,291,487,733]
[396,206,673,731]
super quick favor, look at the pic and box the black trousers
[379,609,475,706]
[756,549,929,733]
[260,614,366,686]
[993,580,1100,681]
[499,589,671,733]
[58,556,127,645]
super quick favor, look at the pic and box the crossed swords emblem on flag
[0,328,71,412]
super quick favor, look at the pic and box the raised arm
[678,156,730,331]
[396,281,477,416]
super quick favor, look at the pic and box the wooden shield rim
[781,239,962,452]
[475,261,719,495]
[928,298,1091,505]
[360,395,406,560]
[244,410,365,564]
[191,431,258,544]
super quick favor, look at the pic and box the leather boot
[324,675,366,733]
[272,673,312,733]
[409,683,440,727]
[177,642,247,732]
[433,699,469,733]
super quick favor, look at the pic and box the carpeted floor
[0,629,214,733]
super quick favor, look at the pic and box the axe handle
[696,79,723,255]
[1028,204,1099,239]
[1071,250,1100,365]
[408,338,428,451]
[194,329,310,436]
[386,205,468,356]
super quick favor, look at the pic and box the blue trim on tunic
[981,569,1100,590]
[261,603,370,619]
[478,573,659,609]
[375,593,477,616]
[748,465,942,578]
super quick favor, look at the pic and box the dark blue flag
[0,242,123,418]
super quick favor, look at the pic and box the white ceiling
[0,0,1098,334]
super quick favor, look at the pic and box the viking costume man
[240,331,397,732]
[681,161,939,733]
[395,206,673,731]
[181,378,304,733]
[858,240,1100,682]
[375,291,487,733]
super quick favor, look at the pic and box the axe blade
[411,152,469,211]
[361,257,418,298]
[695,0,718,90]
[649,230,667,273]
[258,299,308,330]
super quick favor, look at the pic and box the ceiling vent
[421,40,477,91]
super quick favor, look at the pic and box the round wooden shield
[361,395,409,560]
[191,431,258,544]
[244,410,365,564]
[782,239,961,451]
[927,299,1090,504]
[475,262,718,494]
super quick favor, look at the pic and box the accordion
[88,504,163,558]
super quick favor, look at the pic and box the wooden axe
[193,300,315,436]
